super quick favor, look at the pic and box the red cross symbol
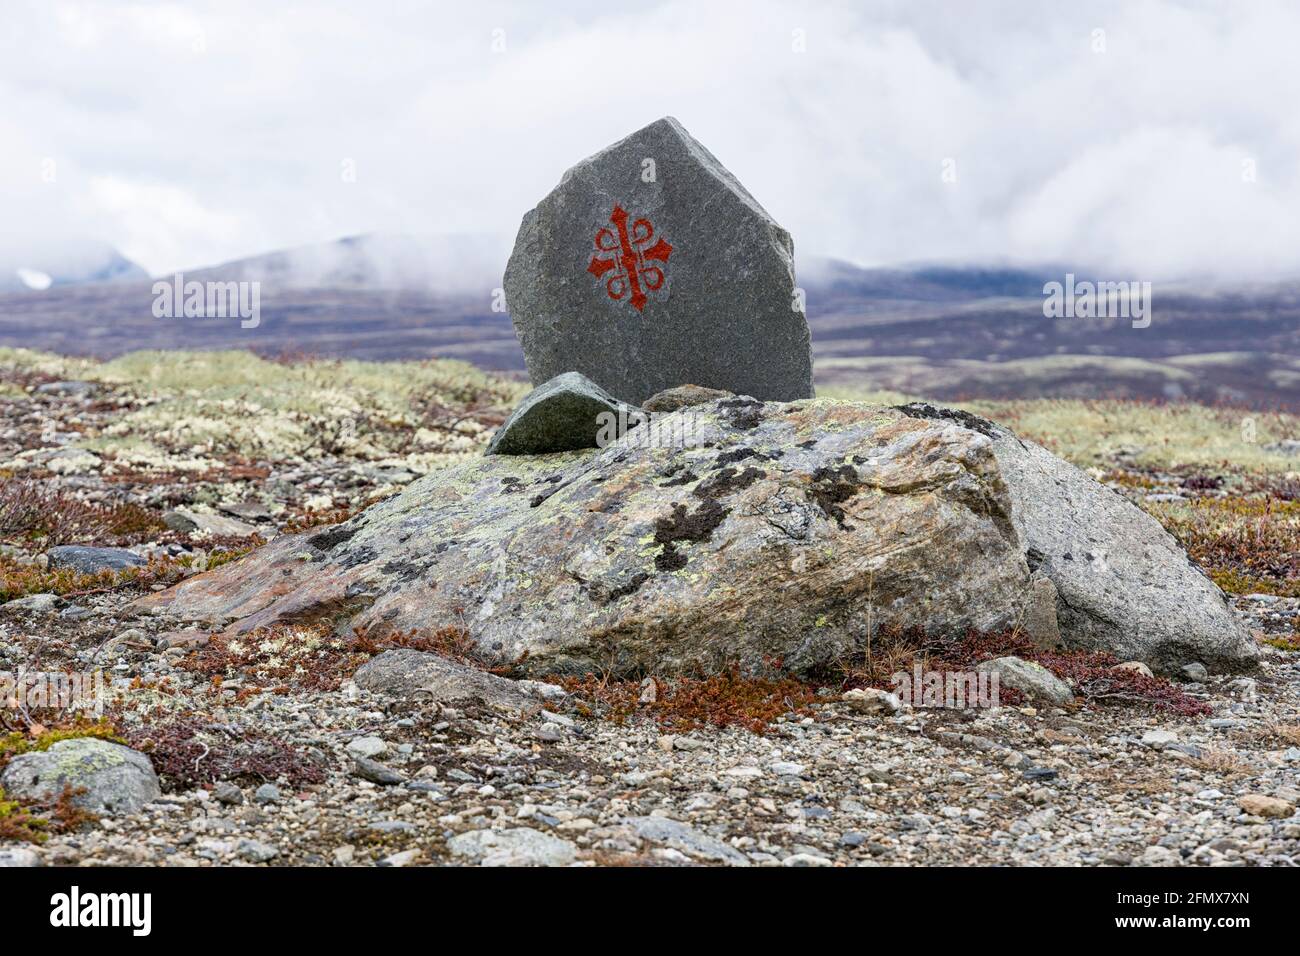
[586,205,672,312]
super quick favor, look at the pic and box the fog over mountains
[0,239,149,293]
[1,233,1296,409]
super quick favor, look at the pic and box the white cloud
[0,0,1297,282]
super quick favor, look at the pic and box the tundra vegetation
[0,348,1296,867]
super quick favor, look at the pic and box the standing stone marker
[504,116,814,405]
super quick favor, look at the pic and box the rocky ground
[1,349,1298,867]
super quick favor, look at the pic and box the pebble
[252,784,282,805]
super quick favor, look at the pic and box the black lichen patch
[808,464,864,529]
[694,465,764,501]
[660,467,699,488]
[306,524,358,552]
[653,499,730,572]
[339,545,378,569]
[499,476,524,493]
[893,401,1000,439]
[718,398,764,431]
[715,446,764,466]
[381,558,430,582]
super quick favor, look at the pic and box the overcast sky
[2,0,1299,282]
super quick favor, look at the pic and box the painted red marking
[587,205,672,312]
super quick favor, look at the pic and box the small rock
[252,783,281,805]
[842,688,902,714]
[1238,794,1294,818]
[1112,661,1154,679]
[1141,729,1180,749]
[378,849,421,867]
[346,736,389,759]
[46,546,146,574]
[352,757,405,785]
[212,782,244,806]
[485,372,644,455]
[0,738,160,816]
[976,657,1072,705]
[447,827,578,867]
[1180,662,1208,682]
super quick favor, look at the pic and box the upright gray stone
[504,116,813,405]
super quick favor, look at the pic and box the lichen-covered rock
[975,656,1073,705]
[136,398,1259,676]
[0,738,161,816]
[643,384,735,413]
[135,399,1038,676]
[354,649,541,711]
[894,404,1259,673]
[46,546,145,574]
[504,116,814,405]
[485,371,643,456]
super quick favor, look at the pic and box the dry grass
[1145,496,1300,597]
[1185,749,1255,777]
[0,478,166,546]
[560,669,821,735]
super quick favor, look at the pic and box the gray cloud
[2,0,1297,283]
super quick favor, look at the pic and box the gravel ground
[2,362,1298,867]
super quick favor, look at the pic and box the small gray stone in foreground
[976,656,1073,705]
[0,847,41,867]
[0,738,160,816]
[448,827,578,867]
[627,815,749,865]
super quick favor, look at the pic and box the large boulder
[134,399,1042,675]
[132,399,1257,676]
[504,116,813,405]
[0,738,161,816]
[895,403,1259,673]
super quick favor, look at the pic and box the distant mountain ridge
[0,234,1296,409]
[0,240,148,293]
